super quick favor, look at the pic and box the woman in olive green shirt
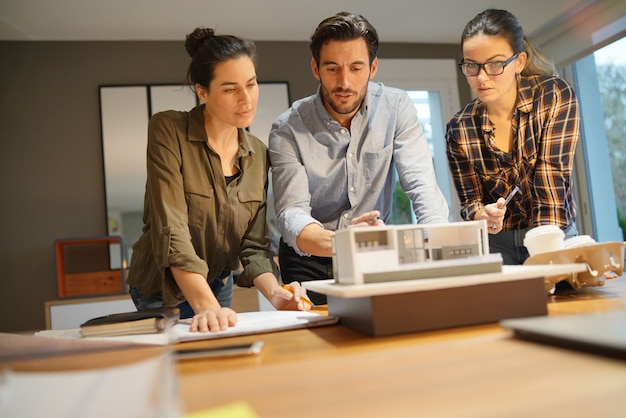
[127,27,311,332]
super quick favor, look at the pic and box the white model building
[332,220,502,285]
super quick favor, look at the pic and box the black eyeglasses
[458,53,519,76]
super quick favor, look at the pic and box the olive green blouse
[127,104,278,307]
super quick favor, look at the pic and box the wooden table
[175,278,626,417]
[3,279,626,417]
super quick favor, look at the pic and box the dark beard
[324,88,363,115]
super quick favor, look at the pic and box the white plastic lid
[524,225,564,240]
[564,235,596,248]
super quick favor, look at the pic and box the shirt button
[350,187,355,193]
[348,153,353,158]
[222,204,227,210]
[343,213,350,219]
[340,128,346,134]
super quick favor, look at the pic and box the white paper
[35,311,338,346]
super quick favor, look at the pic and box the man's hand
[349,210,385,227]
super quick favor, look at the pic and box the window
[376,59,461,223]
[568,36,626,241]
[594,37,626,239]
[534,1,626,242]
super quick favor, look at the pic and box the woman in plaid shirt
[446,9,579,265]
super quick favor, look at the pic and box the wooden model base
[326,277,548,337]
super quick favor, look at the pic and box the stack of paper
[36,311,339,345]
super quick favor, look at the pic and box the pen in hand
[502,186,520,207]
[281,284,314,307]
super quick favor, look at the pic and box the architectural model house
[332,220,503,285]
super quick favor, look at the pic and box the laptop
[501,310,626,360]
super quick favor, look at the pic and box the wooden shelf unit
[55,236,128,298]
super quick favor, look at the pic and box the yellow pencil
[281,284,314,306]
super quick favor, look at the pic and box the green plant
[388,181,413,225]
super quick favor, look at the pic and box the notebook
[501,310,626,360]
[80,308,179,337]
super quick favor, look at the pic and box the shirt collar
[238,129,256,157]
[188,105,207,141]
[478,104,491,133]
[188,104,255,157]
[516,75,534,115]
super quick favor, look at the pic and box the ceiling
[0,0,590,43]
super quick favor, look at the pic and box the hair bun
[185,27,215,58]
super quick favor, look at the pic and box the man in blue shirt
[269,12,449,304]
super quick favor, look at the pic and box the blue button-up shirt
[269,82,449,255]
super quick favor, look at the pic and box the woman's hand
[169,266,237,332]
[254,273,312,311]
[271,282,313,311]
[476,199,507,234]
[190,307,237,332]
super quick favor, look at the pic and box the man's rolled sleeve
[278,207,323,256]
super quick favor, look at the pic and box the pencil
[281,284,314,306]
